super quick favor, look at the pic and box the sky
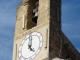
[0,0,80,60]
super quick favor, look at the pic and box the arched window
[27,0,39,29]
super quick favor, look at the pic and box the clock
[18,32,43,60]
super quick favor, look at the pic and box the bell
[32,2,39,24]
[32,16,38,23]
[32,11,38,23]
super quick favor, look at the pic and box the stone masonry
[12,0,80,60]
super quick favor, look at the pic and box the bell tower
[12,0,61,60]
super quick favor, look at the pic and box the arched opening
[32,1,39,24]
[27,0,39,29]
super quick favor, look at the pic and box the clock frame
[18,32,43,60]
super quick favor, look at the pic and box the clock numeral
[40,40,43,43]
[40,37,42,40]
[37,33,41,37]
[19,46,22,51]
[24,58,27,60]
[20,44,23,46]
[40,43,42,47]
[38,47,42,50]
[35,53,37,56]
[29,57,32,60]
[19,51,21,54]
[20,55,22,59]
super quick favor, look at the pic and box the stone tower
[12,0,61,60]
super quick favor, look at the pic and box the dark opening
[32,17,38,23]
[32,1,39,24]
[27,0,39,29]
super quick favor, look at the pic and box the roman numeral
[29,57,32,60]
[38,47,42,50]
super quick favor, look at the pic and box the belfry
[12,0,80,60]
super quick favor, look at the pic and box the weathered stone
[12,0,80,60]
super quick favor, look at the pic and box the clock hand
[28,34,35,52]
[28,35,32,49]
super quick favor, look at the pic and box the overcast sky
[0,0,80,60]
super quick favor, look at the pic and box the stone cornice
[14,20,50,41]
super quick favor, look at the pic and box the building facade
[12,0,80,60]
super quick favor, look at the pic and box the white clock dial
[18,32,43,60]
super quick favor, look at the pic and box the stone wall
[49,0,80,60]
[13,0,80,60]
[49,31,80,60]
[49,0,61,59]
[61,32,80,60]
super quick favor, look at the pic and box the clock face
[18,32,43,60]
